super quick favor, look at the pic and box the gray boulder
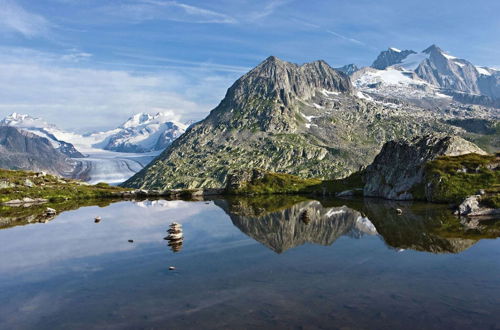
[363,135,487,200]
[457,195,481,215]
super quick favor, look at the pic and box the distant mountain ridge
[0,126,77,176]
[0,112,188,183]
[0,111,188,155]
[351,44,500,108]
[0,113,84,158]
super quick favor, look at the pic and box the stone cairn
[165,222,183,253]
[300,210,311,224]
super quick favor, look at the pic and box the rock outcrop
[456,195,500,218]
[363,135,487,200]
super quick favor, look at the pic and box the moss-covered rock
[424,153,499,206]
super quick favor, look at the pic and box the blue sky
[0,0,499,131]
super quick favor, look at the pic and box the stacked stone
[165,222,183,253]
[300,210,311,224]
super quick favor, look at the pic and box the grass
[424,153,499,206]
[229,171,322,195]
[227,170,364,196]
[0,168,127,203]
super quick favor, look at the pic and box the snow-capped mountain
[334,64,359,75]
[0,113,84,157]
[92,112,187,153]
[352,44,500,108]
[371,47,417,70]
[0,111,188,154]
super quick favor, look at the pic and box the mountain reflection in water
[216,199,377,253]
[214,196,500,254]
[1,196,499,255]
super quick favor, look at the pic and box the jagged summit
[422,44,444,54]
[371,48,417,70]
[227,56,352,106]
[335,64,359,76]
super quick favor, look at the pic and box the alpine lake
[1,195,500,330]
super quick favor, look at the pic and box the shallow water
[0,197,499,329]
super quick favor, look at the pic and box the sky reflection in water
[0,197,499,330]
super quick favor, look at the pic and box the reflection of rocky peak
[360,199,478,253]
[215,199,377,253]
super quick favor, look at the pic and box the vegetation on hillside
[0,168,126,203]
[424,153,499,207]
[226,169,364,196]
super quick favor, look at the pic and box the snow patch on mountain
[476,66,492,76]
[397,52,430,71]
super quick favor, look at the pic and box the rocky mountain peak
[371,48,417,70]
[335,64,359,75]
[422,44,444,55]
[224,56,352,109]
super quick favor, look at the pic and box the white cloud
[0,47,238,132]
[247,0,289,21]
[326,30,365,46]
[0,0,51,37]
[107,0,237,24]
[60,50,93,63]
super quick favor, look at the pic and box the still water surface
[0,197,499,329]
